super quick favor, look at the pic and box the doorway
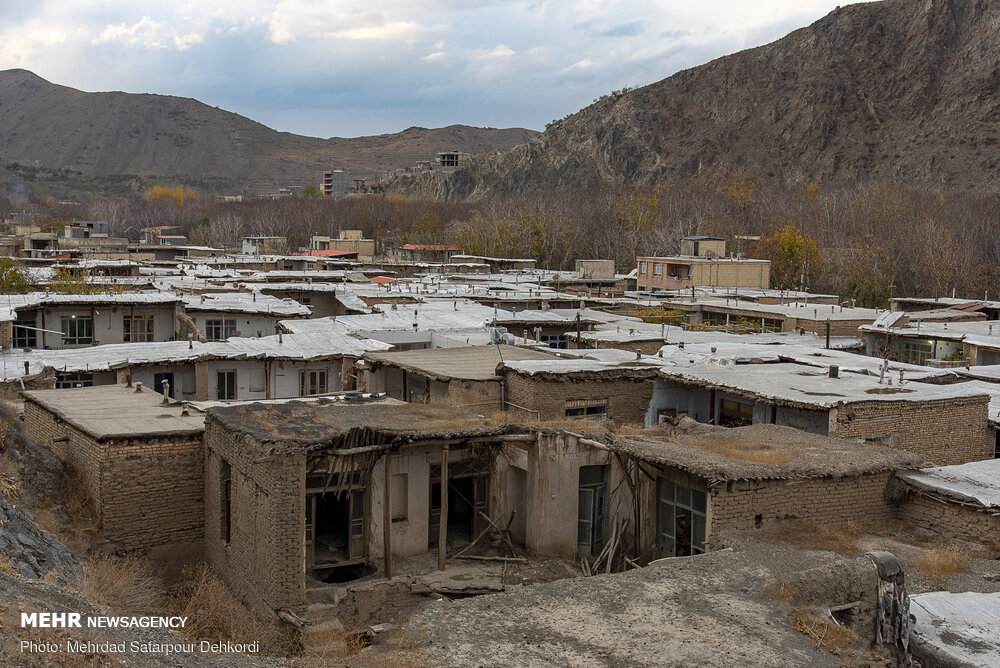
[577,465,608,558]
[429,458,489,549]
[306,489,364,570]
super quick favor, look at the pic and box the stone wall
[22,399,203,552]
[833,395,990,465]
[504,372,654,423]
[203,415,306,614]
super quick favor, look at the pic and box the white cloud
[0,1,868,136]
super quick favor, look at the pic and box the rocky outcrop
[394,0,1000,200]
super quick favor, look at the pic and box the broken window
[577,465,608,558]
[122,315,154,342]
[205,318,237,341]
[657,478,706,557]
[221,459,232,545]
[60,315,93,346]
[55,372,93,389]
[565,399,608,419]
[718,398,753,427]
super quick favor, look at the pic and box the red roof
[401,244,462,251]
[294,250,358,257]
[370,276,396,284]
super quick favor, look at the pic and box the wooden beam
[438,444,449,571]
[383,453,392,580]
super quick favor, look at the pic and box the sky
[0,1,864,138]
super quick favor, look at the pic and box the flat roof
[366,344,557,381]
[899,457,1000,509]
[24,385,204,440]
[181,292,311,316]
[613,421,923,484]
[656,363,991,409]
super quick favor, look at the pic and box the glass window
[55,372,93,389]
[719,398,754,427]
[13,319,36,348]
[123,315,154,342]
[60,315,93,346]
[217,370,236,400]
[657,477,707,556]
[300,370,328,396]
[639,261,647,274]
[205,318,237,341]
[565,399,608,419]
[653,263,662,276]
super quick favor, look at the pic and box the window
[898,339,934,365]
[55,372,93,389]
[653,263,662,276]
[658,478,706,557]
[565,399,608,419]
[391,473,408,522]
[217,370,236,400]
[300,370,328,396]
[60,315,93,346]
[13,319,36,348]
[719,398,753,427]
[205,318,237,342]
[639,261,647,274]
[540,334,568,349]
[220,459,232,544]
[123,315,154,342]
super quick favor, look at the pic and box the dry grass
[762,520,871,556]
[692,439,795,465]
[916,545,970,587]
[0,471,18,501]
[791,604,859,658]
[761,581,798,601]
[0,552,18,577]
[79,552,165,614]
[168,563,287,652]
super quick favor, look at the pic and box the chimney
[828,365,839,379]
[181,402,190,416]
[161,380,171,404]
[636,349,642,360]
[134,382,143,393]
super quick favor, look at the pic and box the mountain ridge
[0,69,538,195]
[390,0,1000,200]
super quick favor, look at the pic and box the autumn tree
[757,224,824,291]
[0,259,34,294]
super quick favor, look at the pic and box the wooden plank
[383,452,392,580]
[438,444,449,571]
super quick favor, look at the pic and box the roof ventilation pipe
[828,365,839,379]
[134,382,143,393]
[161,380,171,404]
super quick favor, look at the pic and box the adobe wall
[895,487,1000,545]
[504,373,654,423]
[833,395,990,465]
[203,416,306,614]
[709,472,897,544]
[22,398,204,553]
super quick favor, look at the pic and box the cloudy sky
[0,1,862,138]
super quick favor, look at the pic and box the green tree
[758,224,824,290]
[0,259,34,294]
[298,184,320,198]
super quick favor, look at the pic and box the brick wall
[896,487,1000,544]
[23,399,204,551]
[833,396,990,465]
[204,415,306,614]
[708,472,896,547]
[504,373,654,423]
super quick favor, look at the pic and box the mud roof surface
[365,345,556,381]
[612,420,924,484]
[23,385,204,441]
[404,547,845,667]
[208,398,515,451]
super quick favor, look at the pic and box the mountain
[392,0,1000,200]
[0,69,538,196]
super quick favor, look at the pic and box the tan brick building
[636,256,770,292]
[22,385,205,560]
[647,363,992,465]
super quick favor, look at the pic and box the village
[0,224,997,667]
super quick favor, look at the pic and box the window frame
[60,315,93,347]
[122,314,154,342]
[205,318,237,342]
[300,369,329,396]
[657,477,707,557]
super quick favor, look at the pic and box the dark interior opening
[320,563,376,584]
[431,477,476,545]
[314,494,350,564]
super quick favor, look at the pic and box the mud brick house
[646,363,992,465]
[498,354,661,423]
[202,399,541,613]
[893,458,1000,544]
[252,283,371,318]
[656,296,880,336]
[861,319,1000,366]
[364,345,556,409]
[607,421,923,561]
[22,385,205,560]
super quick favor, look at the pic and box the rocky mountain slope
[0,69,537,195]
[394,0,1000,200]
